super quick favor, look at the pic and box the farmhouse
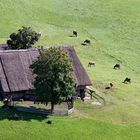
[0,45,92,100]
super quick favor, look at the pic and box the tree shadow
[0,104,68,122]
[0,107,49,122]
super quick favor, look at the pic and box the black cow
[81,39,91,46]
[123,77,131,84]
[88,61,95,67]
[84,39,91,44]
[113,64,121,70]
[73,31,77,37]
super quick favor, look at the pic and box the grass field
[0,0,140,139]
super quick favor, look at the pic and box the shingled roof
[0,46,92,93]
[64,46,92,86]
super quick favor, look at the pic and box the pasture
[0,0,140,139]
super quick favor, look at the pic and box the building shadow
[0,106,49,122]
[0,104,68,122]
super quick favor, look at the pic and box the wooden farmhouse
[0,44,92,101]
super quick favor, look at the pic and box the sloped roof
[64,46,92,86]
[0,49,39,92]
[0,46,92,92]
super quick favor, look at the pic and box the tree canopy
[7,26,41,49]
[30,47,76,111]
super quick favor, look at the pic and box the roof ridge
[0,48,38,53]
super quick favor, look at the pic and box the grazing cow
[113,64,121,70]
[36,32,42,38]
[84,39,91,44]
[38,32,42,36]
[123,77,131,84]
[88,61,95,67]
[73,31,77,37]
[105,83,113,90]
[110,83,113,87]
[81,39,91,46]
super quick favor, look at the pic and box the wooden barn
[0,45,92,101]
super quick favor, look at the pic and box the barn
[0,45,92,101]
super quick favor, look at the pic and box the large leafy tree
[7,26,41,49]
[30,47,76,112]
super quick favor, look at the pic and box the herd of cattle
[88,62,131,90]
[73,31,91,46]
[72,31,131,91]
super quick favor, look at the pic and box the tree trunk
[67,98,74,110]
[51,102,54,113]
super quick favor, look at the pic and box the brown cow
[113,64,121,70]
[105,83,113,89]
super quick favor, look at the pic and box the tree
[30,47,76,112]
[7,26,41,49]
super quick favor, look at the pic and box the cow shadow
[81,43,87,46]
[69,35,75,37]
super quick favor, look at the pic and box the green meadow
[0,0,140,139]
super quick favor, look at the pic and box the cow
[88,61,95,67]
[105,83,113,89]
[113,64,121,70]
[81,39,91,46]
[110,83,113,87]
[73,31,77,37]
[36,32,42,38]
[38,32,42,36]
[123,77,131,84]
[84,39,91,44]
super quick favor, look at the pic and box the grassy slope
[0,0,140,139]
[0,103,140,140]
